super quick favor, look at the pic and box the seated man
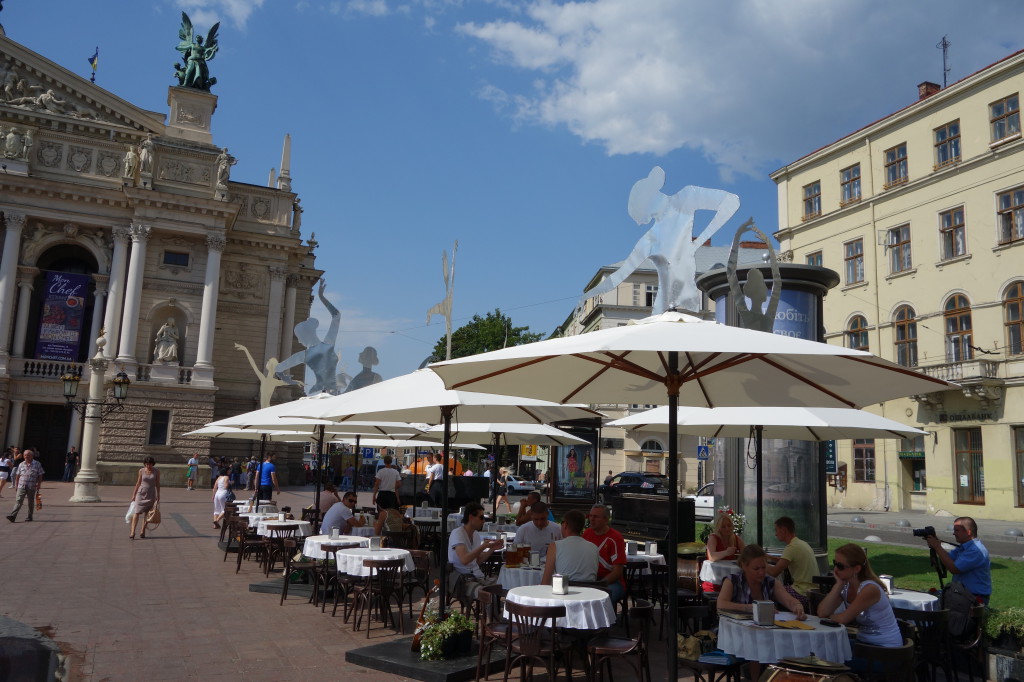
[514,490,555,526]
[766,516,817,608]
[513,501,562,558]
[542,509,599,584]
[583,504,626,604]
[448,502,503,601]
[320,492,367,535]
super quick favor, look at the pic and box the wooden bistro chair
[229,517,268,574]
[893,606,955,682]
[352,558,406,638]
[264,525,298,576]
[475,584,511,682]
[278,538,319,606]
[313,542,360,613]
[586,599,654,682]
[850,637,915,682]
[501,601,570,682]
[677,603,743,682]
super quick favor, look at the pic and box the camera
[912,526,936,538]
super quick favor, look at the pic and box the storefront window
[1016,427,1024,507]
[954,427,984,504]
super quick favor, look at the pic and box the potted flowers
[418,610,476,661]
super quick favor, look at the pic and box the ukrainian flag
[88,48,98,73]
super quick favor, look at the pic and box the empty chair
[475,585,510,682]
[278,538,319,606]
[352,558,406,637]
[850,637,915,682]
[587,599,654,682]
[893,607,954,682]
[501,601,569,682]
[229,517,268,573]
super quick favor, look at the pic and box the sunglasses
[833,561,852,571]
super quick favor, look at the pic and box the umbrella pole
[491,433,499,518]
[667,351,680,682]
[756,425,764,546]
[439,405,454,619]
[313,425,325,533]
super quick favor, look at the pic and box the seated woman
[703,511,745,592]
[373,495,418,548]
[817,543,902,647]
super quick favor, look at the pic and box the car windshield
[641,475,667,487]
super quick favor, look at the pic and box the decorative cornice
[129,223,152,242]
[207,234,227,252]
[3,211,27,232]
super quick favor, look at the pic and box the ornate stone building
[0,30,320,485]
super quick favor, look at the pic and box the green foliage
[698,523,713,544]
[430,308,542,362]
[419,610,476,661]
[986,607,1024,641]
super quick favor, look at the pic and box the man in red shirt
[583,503,626,604]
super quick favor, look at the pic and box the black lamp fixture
[61,366,131,421]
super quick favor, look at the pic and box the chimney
[918,81,941,100]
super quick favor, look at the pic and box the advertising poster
[552,439,597,502]
[37,272,89,361]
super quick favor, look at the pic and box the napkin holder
[369,536,383,551]
[626,541,638,556]
[330,527,340,540]
[277,513,286,522]
[753,601,776,626]
[530,551,540,568]
[879,574,894,594]
[552,574,568,595]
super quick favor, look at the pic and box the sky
[3,1,1023,385]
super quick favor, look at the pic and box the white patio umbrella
[329,437,484,450]
[429,310,955,672]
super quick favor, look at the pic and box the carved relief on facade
[67,146,93,173]
[158,159,212,186]
[35,140,62,167]
[175,105,205,127]
[250,197,272,221]
[1,61,108,122]
[97,151,121,177]
[221,261,266,301]
[229,192,248,215]
[1,125,33,161]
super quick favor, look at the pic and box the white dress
[213,476,230,516]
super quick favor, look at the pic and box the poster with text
[552,440,597,502]
[37,272,89,361]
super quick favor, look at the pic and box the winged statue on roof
[174,12,220,91]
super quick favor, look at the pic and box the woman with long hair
[0,448,13,497]
[703,511,746,591]
[373,494,418,548]
[493,467,512,514]
[817,543,902,647]
[129,457,160,539]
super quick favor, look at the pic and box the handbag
[224,488,236,504]
[36,491,42,510]
[145,506,162,527]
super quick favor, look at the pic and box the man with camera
[923,517,991,605]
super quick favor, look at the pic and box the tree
[430,308,543,361]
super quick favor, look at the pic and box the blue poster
[36,272,89,361]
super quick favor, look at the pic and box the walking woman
[212,468,232,529]
[0,448,13,497]
[494,467,513,514]
[129,457,161,539]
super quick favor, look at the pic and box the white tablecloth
[237,513,278,528]
[335,547,414,576]
[347,525,377,537]
[256,520,313,538]
[406,507,442,519]
[699,559,740,585]
[627,552,665,575]
[718,615,853,665]
[302,534,369,559]
[499,566,544,590]
[504,585,615,630]
[485,523,519,534]
[889,588,938,611]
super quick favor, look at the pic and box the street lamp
[61,364,130,421]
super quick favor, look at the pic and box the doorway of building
[22,404,73,479]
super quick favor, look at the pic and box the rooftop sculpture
[174,12,220,91]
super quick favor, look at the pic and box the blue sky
[4,1,1022,384]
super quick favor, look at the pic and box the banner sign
[37,272,89,361]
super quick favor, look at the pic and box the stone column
[10,266,39,357]
[194,234,226,369]
[0,212,27,363]
[102,226,131,359]
[115,223,151,363]
[281,274,297,361]
[86,275,109,359]
[71,338,109,503]
[264,267,286,364]
[5,399,26,448]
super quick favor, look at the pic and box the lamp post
[65,333,130,503]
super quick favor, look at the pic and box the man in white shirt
[513,501,562,558]
[372,455,402,509]
[425,453,445,507]
[321,492,367,534]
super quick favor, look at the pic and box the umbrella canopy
[608,406,928,440]
[411,422,589,446]
[430,311,953,409]
[183,426,321,441]
[330,437,484,451]
[203,393,427,436]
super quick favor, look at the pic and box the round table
[718,614,853,665]
[236,512,277,528]
[499,566,544,590]
[406,506,442,519]
[302,534,369,559]
[889,588,939,611]
[699,559,740,585]
[504,585,615,630]
[347,525,377,537]
[256,520,313,538]
[334,547,415,576]
[627,552,665,574]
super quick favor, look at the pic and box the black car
[598,472,670,507]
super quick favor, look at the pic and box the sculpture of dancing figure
[726,219,781,333]
[581,166,740,315]
[174,12,220,91]
[235,343,295,409]
[343,347,383,393]
[274,280,341,395]
[153,317,180,363]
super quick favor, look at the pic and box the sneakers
[5,514,14,523]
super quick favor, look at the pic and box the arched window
[944,294,973,362]
[893,306,918,367]
[1005,282,1024,355]
[640,440,663,453]
[846,315,869,351]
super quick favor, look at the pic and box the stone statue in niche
[274,279,341,395]
[153,317,180,363]
[726,219,781,333]
[343,347,383,393]
[235,343,294,409]
[580,166,740,315]
[123,145,139,183]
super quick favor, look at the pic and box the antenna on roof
[936,35,951,88]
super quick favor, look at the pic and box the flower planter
[440,630,473,660]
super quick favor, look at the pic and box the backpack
[942,581,978,639]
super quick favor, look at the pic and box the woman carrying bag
[129,456,161,540]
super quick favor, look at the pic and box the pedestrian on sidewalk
[62,446,79,482]
[245,456,257,490]
[129,457,160,539]
[7,448,44,523]
[0,447,14,497]
[213,469,232,529]
[186,453,198,490]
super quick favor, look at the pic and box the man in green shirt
[767,516,817,607]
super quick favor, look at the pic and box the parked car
[598,472,669,507]
[504,473,534,495]
[686,482,715,520]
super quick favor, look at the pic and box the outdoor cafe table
[627,552,666,574]
[256,519,313,538]
[405,507,442,519]
[499,566,544,590]
[334,547,415,577]
[484,523,519,534]
[717,614,853,665]
[237,512,277,528]
[302,534,369,559]
[699,559,741,585]
[889,588,939,611]
[347,525,377,537]
[504,585,615,630]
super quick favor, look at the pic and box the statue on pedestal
[174,12,220,91]
[153,317,179,363]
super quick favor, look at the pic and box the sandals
[213,522,221,529]
[140,532,147,538]
[129,535,135,540]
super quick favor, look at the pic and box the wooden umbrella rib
[448,355,557,389]
[843,355,953,387]
[514,406,547,424]
[594,351,665,383]
[758,356,857,408]
[683,351,713,407]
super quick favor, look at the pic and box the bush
[419,610,476,661]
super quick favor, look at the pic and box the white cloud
[348,0,391,17]
[175,0,265,29]
[456,0,1023,179]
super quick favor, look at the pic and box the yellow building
[771,49,1024,519]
